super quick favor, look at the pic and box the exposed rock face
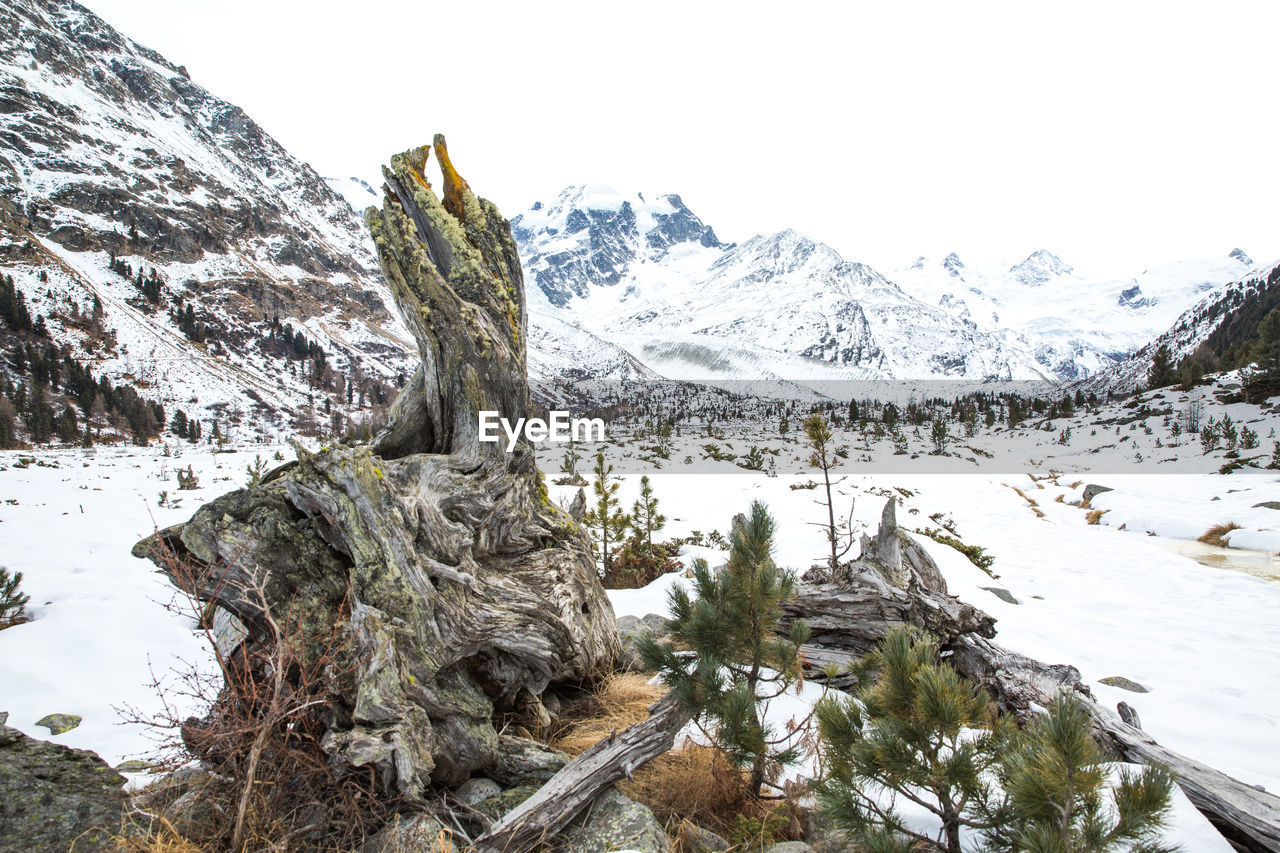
[0,724,125,853]
[136,137,619,799]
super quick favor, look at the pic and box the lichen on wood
[135,136,619,800]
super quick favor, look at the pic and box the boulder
[361,813,456,853]
[0,724,125,853]
[553,787,669,853]
[35,712,82,735]
[455,776,502,807]
[1082,484,1113,504]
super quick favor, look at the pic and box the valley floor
[0,440,1276,849]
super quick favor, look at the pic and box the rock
[114,759,155,773]
[554,787,669,852]
[673,819,730,851]
[1252,501,1280,511]
[0,724,125,853]
[1099,676,1149,693]
[980,586,1020,605]
[640,613,669,635]
[471,781,542,822]
[35,712,83,735]
[801,808,848,853]
[361,813,456,853]
[569,488,587,522]
[764,843,816,853]
[1082,484,1113,503]
[455,776,502,807]
[616,614,651,639]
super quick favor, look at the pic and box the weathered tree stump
[136,136,619,799]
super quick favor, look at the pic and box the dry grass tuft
[546,676,796,845]
[1009,486,1046,518]
[1054,494,1065,503]
[110,818,206,852]
[1086,509,1109,525]
[548,673,667,757]
[635,744,753,841]
[1198,523,1243,548]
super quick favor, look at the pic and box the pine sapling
[640,500,811,798]
[803,414,854,572]
[991,692,1178,853]
[813,626,1011,853]
[583,452,629,575]
[630,474,666,551]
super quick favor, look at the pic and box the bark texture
[135,136,619,799]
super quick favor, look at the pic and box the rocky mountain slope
[0,0,414,441]
[1084,258,1280,395]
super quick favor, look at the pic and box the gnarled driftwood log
[135,136,619,799]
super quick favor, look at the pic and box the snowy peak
[511,185,723,307]
[1230,247,1253,266]
[943,252,966,278]
[1009,250,1074,286]
[709,229,846,282]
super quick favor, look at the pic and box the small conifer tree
[640,501,810,798]
[991,692,1177,852]
[803,414,854,572]
[1147,344,1177,390]
[813,626,1011,853]
[583,452,629,574]
[0,567,30,627]
[630,474,666,550]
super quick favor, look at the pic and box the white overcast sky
[86,0,1280,278]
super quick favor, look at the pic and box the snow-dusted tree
[640,500,810,798]
[583,452,629,574]
[813,626,1010,853]
[992,692,1177,853]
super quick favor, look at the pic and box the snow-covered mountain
[508,185,1255,386]
[0,0,414,439]
[511,187,1061,384]
[893,249,1255,382]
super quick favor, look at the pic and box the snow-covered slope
[893,249,1255,382]
[0,0,414,437]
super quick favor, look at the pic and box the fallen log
[950,634,1280,853]
[783,502,1280,851]
[472,692,692,853]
